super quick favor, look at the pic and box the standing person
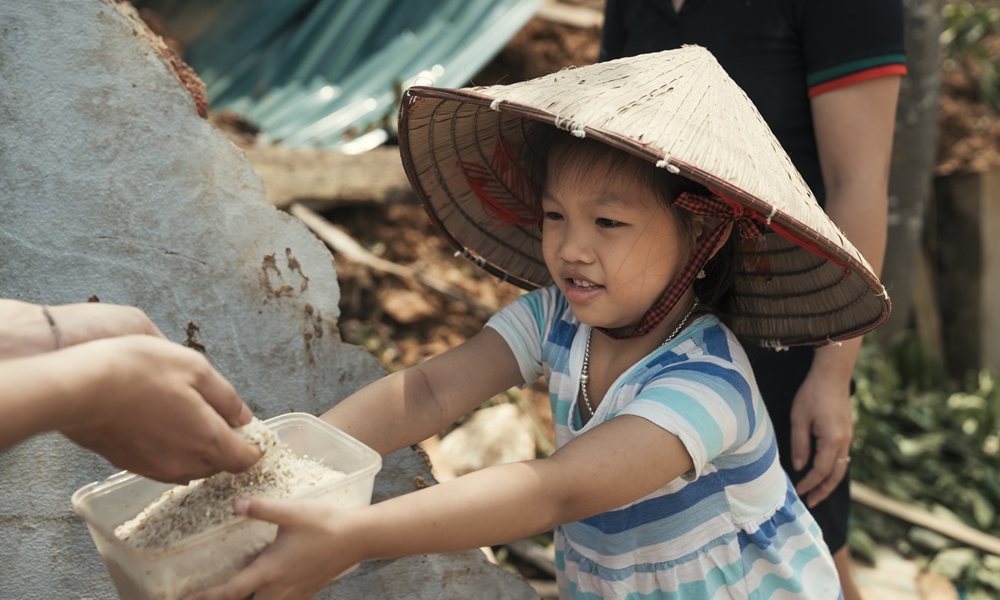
[189,47,890,600]
[600,2,906,597]
[0,299,262,483]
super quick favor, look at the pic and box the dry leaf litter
[115,418,345,549]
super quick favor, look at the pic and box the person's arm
[321,327,527,456]
[0,335,262,483]
[185,413,694,600]
[0,299,164,360]
[792,75,900,506]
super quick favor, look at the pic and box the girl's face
[541,150,694,334]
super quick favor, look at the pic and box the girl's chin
[569,310,641,336]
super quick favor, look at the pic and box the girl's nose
[558,225,594,263]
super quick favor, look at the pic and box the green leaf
[908,527,955,552]
[949,393,987,412]
[976,566,1000,591]
[930,547,978,579]
[847,527,878,565]
[967,489,996,529]
[983,554,1000,571]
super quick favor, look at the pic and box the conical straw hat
[397,46,890,346]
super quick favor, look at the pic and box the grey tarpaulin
[132,0,545,152]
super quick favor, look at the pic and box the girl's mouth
[564,278,604,302]
[570,278,601,289]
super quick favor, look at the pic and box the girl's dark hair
[524,126,738,325]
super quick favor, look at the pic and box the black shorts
[742,344,851,554]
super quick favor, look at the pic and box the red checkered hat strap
[674,192,766,240]
[680,191,853,276]
[595,192,761,340]
[596,220,729,339]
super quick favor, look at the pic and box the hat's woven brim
[397,48,890,346]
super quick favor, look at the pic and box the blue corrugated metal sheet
[135,0,544,152]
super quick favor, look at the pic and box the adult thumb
[234,496,304,528]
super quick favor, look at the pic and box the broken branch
[289,204,496,319]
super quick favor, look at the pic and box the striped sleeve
[799,0,907,98]
[618,359,755,480]
[485,287,556,385]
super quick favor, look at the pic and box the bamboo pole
[852,482,1000,556]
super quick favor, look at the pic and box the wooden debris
[289,204,496,319]
[852,482,1000,556]
[505,539,557,577]
[246,145,413,209]
[526,578,560,599]
[379,287,438,324]
[535,1,603,29]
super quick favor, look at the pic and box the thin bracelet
[41,305,64,350]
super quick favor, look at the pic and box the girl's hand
[185,497,362,600]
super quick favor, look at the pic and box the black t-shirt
[600,0,906,207]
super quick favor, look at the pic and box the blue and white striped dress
[486,286,841,599]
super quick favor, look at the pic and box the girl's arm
[186,415,694,600]
[321,327,526,456]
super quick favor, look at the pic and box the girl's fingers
[236,497,306,528]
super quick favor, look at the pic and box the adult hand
[185,498,361,600]
[56,335,263,483]
[789,363,853,508]
[0,299,166,360]
[48,302,166,346]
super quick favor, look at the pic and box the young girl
[189,47,888,600]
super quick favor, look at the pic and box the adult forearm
[824,185,887,279]
[0,300,58,360]
[815,182,887,377]
[0,351,93,451]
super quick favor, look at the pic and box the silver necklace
[579,299,699,418]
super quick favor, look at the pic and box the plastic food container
[71,413,382,600]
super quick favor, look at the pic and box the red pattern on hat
[459,139,541,227]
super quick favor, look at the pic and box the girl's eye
[596,218,623,228]
[544,211,564,221]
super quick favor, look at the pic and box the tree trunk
[877,0,945,344]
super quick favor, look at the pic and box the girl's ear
[692,216,734,260]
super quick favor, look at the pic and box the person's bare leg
[834,546,863,600]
